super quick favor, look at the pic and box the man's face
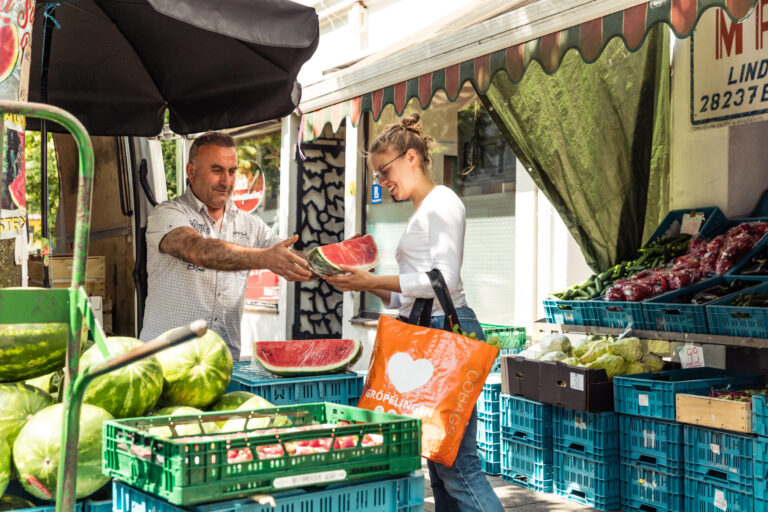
[187,144,238,213]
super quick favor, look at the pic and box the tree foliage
[24,131,59,241]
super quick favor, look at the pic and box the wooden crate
[676,393,752,433]
[29,255,105,282]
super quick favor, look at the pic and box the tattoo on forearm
[160,227,257,271]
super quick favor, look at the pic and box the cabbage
[579,339,611,364]
[573,339,599,359]
[647,339,672,356]
[518,346,546,360]
[625,361,650,375]
[641,353,664,372]
[570,336,590,352]
[539,351,568,362]
[587,353,626,379]
[561,357,580,366]
[608,337,647,362]
[538,334,571,354]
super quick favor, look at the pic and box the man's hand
[262,235,313,281]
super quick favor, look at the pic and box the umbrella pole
[40,3,56,287]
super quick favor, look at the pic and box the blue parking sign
[371,184,382,205]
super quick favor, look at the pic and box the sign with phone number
[691,5,768,126]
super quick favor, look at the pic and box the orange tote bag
[357,270,498,466]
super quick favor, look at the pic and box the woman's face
[371,148,417,201]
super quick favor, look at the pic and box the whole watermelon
[0,495,35,511]
[0,323,69,382]
[0,434,9,497]
[80,336,163,418]
[149,406,221,438]
[13,403,113,500]
[156,329,233,408]
[25,369,63,397]
[0,383,54,445]
[209,391,256,427]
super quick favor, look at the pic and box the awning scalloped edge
[301,0,757,142]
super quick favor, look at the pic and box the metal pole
[40,3,56,287]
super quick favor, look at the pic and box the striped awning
[302,0,757,141]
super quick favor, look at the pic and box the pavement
[421,462,601,512]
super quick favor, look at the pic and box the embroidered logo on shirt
[190,219,206,234]
[186,263,206,272]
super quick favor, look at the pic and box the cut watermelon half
[306,234,378,276]
[253,339,362,376]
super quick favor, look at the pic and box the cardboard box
[538,361,614,412]
[676,394,753,433]
[500,355,541,401]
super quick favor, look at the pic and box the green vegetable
[607,337,647,362]
[539,351,568,362]
[625,361,650,375]
[641,353,664,372]
[579,339,611,364]
[587,353,626,379]
[561,357,580,366]
[646,339,671,356]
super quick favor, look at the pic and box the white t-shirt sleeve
[399,189,465,298]
[146,203,191,253]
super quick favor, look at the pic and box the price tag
[570,372,585,391]
[713,488,727,511]
[681,212,705,235]
[678,345,705,369]
[371,184,382,205]
[643,429,655,448]
[711,443,721,455]
[574,416,587,430]
[638,394,649,407]
[273,469,347,489]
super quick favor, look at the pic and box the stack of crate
[553,407,620,511]
[476,374,502,475]
[499,394,553,492]
[618,414,685,512]
[754,394,768,511]
[683,425,755,511]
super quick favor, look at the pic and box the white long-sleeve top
[388,185,467,318]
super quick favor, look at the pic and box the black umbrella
[28,0,319,136]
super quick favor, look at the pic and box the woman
[324,113,503,512]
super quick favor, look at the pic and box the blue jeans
[426,306,504,512]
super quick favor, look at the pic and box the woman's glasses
[372,151,406,184]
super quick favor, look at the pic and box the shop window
[362,84,516,324]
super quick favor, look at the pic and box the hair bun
[401,113,421,128]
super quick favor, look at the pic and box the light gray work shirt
[140,187,280,358]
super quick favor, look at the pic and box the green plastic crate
[481,323,526,348]
[102,403,421,506]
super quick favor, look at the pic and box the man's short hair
[188,131,236,168]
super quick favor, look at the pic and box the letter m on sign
[717,9,743,59]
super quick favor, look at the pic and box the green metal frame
[0,101,205,512]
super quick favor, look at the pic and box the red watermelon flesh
[0,24,19,83]
[254,339,362,376]
[306,234,378,276]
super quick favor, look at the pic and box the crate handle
[638,455,658,465]
[607,306,624,312]
[565,443,585,453]
[514,371,525,379]
[663,308,682,315]
[632,384,652,392]
[568,489,587,499]
[706,469,729,482]
[556,380,567,388]
[638,504,657,512]
[512,474,530,484]
[558,305,573,311]
[511,431,529,441]
[730,312,752,319]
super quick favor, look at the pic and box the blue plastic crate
[613,367,763,421]
[619,415,685,471]
[683,426,754,490]
[684,476,754,512]
[500,437,553,493]
[477,442,501,476]
[490,348,522,375]
[113,473,425,512]
[592,297,647,330]
[543,298,597,326]
[476,374,501,414]
[1,481,107,512]
[476,417,500,446]
[553,407,618,457]
[553,450,621,511]
[645,207,726,246]
[477,410,499,428]
[620,463,684,512]
[753,437,768,502]
[728,231,768,276]
[753,394,768,437]
[226,362,364,406]
[707,281,768,338]
[500,394,552,449]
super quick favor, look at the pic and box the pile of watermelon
[0,325,240,504]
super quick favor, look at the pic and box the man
[140,131,312,357]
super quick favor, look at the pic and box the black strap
[407,269,462,332]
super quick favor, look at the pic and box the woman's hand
[324,265,377,291]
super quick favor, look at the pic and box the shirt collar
[183,186,239,218]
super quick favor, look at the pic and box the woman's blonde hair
[368,113,434,171]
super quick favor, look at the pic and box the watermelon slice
[305,235,378,276]
[254,339,362,376]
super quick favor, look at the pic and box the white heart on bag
[387,352,434,394]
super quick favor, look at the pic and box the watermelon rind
[0,323,69,382]
[254,339,362,377]
[149,406,221,438]
[305,235,379,276]
[13,403,113,500]
[156,329,233,409]
[80,336,163,418]
[0,382,54,446]
[0,495,35,511]
[0,434,9,497]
